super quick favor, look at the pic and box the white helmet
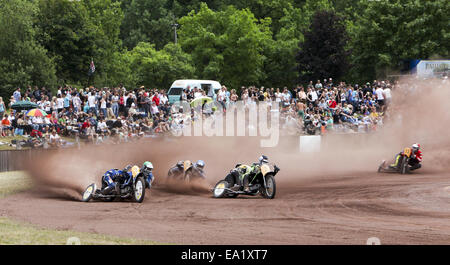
[412,143,420,152]
[258,155,269,164]
[143,161,153,170]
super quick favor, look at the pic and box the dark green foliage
[296,10,350,84]
[0,0,448,93]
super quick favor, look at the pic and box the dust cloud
[23,78,450,198]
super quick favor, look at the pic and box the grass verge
[0,171,162,245]
[0,218,160,245]
[0,171,32,198]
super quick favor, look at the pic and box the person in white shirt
[73,95,81,113]
[88,92,97,115]
[311,89,318,103]
[194,87,202,99]
[112,93,119,118]
[159,93,168,105]
[282,88,291,102]
[97,119,108,133]
[42,97,51,113]
[150,102,159,116]
[375,86,385,111]
[218,88,226,102]
[275,88,282,103]
[49,130,61,148]
[56,94,64,113]
[100,96,107,118]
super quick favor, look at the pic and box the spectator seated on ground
[49,130,62,148]
[1,115,12,137]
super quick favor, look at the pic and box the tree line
[0,0,448,101]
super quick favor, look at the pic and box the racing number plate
[403,148,412,157]
[261,164,270,176]
[183,160,192,172]
[131,166,140,179]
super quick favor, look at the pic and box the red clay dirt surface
[1,79,449,244]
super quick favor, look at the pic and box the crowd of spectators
[0,78,398,149]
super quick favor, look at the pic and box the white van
[167,80,222,104]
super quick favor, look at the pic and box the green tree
[348,0,450,82]
[36,0,96,84]
[83,0,124,87]
[128,42,195,89]
[296,10,350,83]
[0,0,56,104]
[220,0,295,36]
[262,0,333,87]
[120,0,175,50]
[178,3,272,89]
[36,0,123,86]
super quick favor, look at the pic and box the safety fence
[0,149,48,172]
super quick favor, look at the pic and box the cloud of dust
[23,78,450,199]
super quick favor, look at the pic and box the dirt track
[1,79,449,244]
[1,168,449,244]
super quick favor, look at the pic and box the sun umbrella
[10,101,38,111]
[26,108,48,117]
[190,96,213,108]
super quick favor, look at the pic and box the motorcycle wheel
[81,183,96,202]
[185,170,192,182]
[377,161,385,173]
[401,156,410,174]
[261,174,276,199]
[133,177,146,203]
[213,180,229,198]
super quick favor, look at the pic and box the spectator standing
[194,87,202,98]
[100,95,107,118]
[375,86,385,111]
[13,88,21,102]
[0,97,5,118]
[152,92,160,106]
[88,92,97,116]
[112,92,119,118]
[56,94,64,114]
[73,94,81,113]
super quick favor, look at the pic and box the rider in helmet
[409,143,422,170]
[243,155,269,192]
[141,161,155,189]
[389,143,422,170]
[195,160,205,171]
[193,160,206,179]
[258,155,269,165]
[100,164,133,195]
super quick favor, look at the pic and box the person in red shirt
[328,97,337,109]
[30,129,42,138]
[81,120,90,132]
[152,92,160,106]
[1,115,11,136]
